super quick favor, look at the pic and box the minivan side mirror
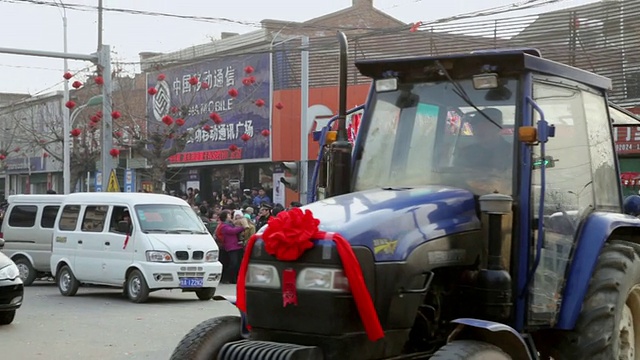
[0,238,4,250]
[117,221,131,234]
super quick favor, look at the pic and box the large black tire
[431,340,511,359]
[0,310,16,325]
[126,269,150,303]
[13,257,36,286]
[550,240,640,360]
[57,265,79,296]
[169,316,242,360]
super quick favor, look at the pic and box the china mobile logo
[152,80,171,121]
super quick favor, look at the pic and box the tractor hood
[302,186,481,261]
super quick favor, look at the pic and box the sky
[0,0,599,94]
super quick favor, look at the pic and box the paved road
[1,280,238,360]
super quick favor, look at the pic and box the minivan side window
[8,205,37,227]
[40,206,60,229]
[109,206,131,234]
[81,206,108,233]
[59,205,81,231]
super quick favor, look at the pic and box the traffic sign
[107,170,120,192]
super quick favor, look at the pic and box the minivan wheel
[57,265,79,296]
[126,269,150,303]
[195,288,216,301]
[0,310,16,325]
[14,257,36,286]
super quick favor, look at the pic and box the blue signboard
[95,170,102,192]
[146,53,271,164]
[124,168,135,193]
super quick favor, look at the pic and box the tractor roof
[354,48,611,91]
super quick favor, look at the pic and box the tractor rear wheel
[550,240,640,360]
[169,316,242,360]
[431,340,511,359]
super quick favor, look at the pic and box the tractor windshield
[354,78,518,196]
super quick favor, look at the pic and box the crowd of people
[177,186,302,284]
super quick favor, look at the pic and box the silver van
[1,195,65,285]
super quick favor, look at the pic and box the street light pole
[61,10,71,194]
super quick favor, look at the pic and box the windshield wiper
[434,60,502,129]
[165,229,198,234]
[143,229,168,234]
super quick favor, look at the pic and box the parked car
[0,238,24,325]
[0,195,65,285]
[50,192,223,303]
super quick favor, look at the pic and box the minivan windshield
[134,204,208,234]
[354,78,518,196]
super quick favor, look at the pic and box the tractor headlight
[297,267,350,292]
[246,264,280,288]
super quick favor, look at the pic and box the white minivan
[50,192,222,303]
[1,195,66,285]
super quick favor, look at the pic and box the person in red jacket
[217,210,249,284]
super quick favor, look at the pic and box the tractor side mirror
[117,221,131,234]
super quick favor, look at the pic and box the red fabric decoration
[282,269,298,307]
[176,118,185,126]
[72,81,82,89]
[241,133,251,142]
[63,72,73,80]
[409,21,422,33]
[201,82,210,89]
[65,101,76,109]
[261,129,270,137]
[209,112,223,124]
[157,74,166,81]
[229,144,238,152]
[275,102,284,110]
[203,124,212,131]
[236,208,384,342]
[123,234,130,249]
[242,78,251,86]
[114,131,123,138]
[109,148,120,157]
[95,76,104,85]
[0,154,5,160]
[244,65,254,74]
[147,87,158,95]
[255,99,265,107]
[228,88,239,98]
[90,115,99,123]
[188,76,199,86]
[43,152,49,158]
[162,115,174,126]
[111,111,121,119]
[170,106,179,114]
[71,128,82,137]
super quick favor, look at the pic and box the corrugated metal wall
[273,0,640,103]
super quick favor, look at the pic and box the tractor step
[219,340,324,360]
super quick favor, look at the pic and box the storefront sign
[4,157,44,174]
[147,53,271,163]
[615,126,640,154]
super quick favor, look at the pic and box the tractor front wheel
[551,240,640,360]
[169,316,242,360]
[431,340,511,359]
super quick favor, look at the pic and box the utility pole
[97,0,103,51]
[99,45,114,186]
[61,8,71,194]
[300,36,309,204]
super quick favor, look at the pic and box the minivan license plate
[180,278,203,288]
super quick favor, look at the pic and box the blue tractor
[170,32,640,360]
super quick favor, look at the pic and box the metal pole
[62,13,71,195]
[300,36,309,204]
[0,47,97,62]
[99,45,114,188]
[97,0,103,51]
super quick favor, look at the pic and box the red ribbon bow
[236,208,384,342]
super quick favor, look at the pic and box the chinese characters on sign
[147,53,271,163]
[615,126,640,155]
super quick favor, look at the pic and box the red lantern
[203,124,212,132]
[275,102,284,110]
[157,73,166,81]
[188,76,199,86]
[249,76,256,84]
[95,76,104,85]
[63,72,73,80]
[13,147,20,153]
[71,128,82,137]
[0,154,5,160]
[43,152,49,158]
[229,144,238,152]
[72,81,82,89]
[109,148,120,157]
[147,87,158,96]
[65,101,76,109]
[111,111,121,119]
[255,99,265,107]
[96,111,103,118]
[176,118,185,126]
[162,115,174,126]
[261,129,270,137]
[244,66,254,74]
[241,133,251,142]
[242,78,251,86]
[90,115,99,123]
[114,131,123,138]
[170,106,179,114]
[228,88,239,98]
[201,82,210,89]
[209,112,223,124]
